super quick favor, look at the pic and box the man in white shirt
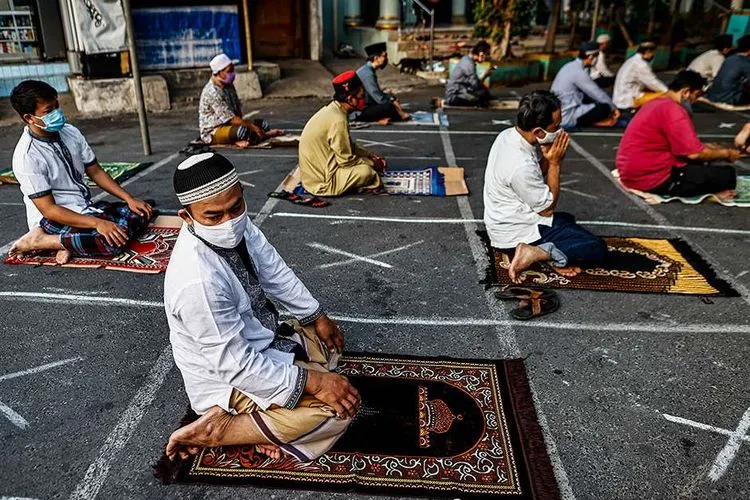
[8,80,153,264]
[688,35,733,84]
[164,152,358,463]
[590,34,615,88]
[613,41,668,109]
[483,91,608,283]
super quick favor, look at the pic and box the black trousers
[576,103,613,127]
[651,163,737,197]
[356,102,402,122]
[445,87,493,107]
[594,76,615,88]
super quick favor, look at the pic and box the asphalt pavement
[0,85,748,500]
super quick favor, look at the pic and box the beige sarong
[228,320,351,462]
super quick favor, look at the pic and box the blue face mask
[681,97,693,115]
[35,108,66,132]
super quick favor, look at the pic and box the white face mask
[190,209,248,249]
[536,127,563,145]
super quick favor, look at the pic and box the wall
[0,62,69,97]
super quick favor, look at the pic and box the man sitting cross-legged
[483,90,608,283]
[551,40,621,129]
[8,80,153,264]
[199,53,283,148]
[617,71,740,200]
[354,42,410,124]
[613,41,668,110]
[165,152,358,462]
[299,71,387,196]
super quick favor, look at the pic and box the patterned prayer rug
[0,162,150,187]
[481,233,738,296]
[3,216,181,274]
[612,171,750,207]
[381,166,468,196]
[154,354,559,499]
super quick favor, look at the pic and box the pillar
[376,0,400,30]
[452,0,467,25]
[344,0,363,28]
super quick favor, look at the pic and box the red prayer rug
[154,354,560,499]
[4,216,181,274]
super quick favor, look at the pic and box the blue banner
[133,7,241,70]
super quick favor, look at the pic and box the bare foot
[235,140,251,148]
[256,444,282,460]
[55,249,72,265]
[734,123,750,149]
[9,228,50,258]
[594,116,619,127]
[508,243,550,284]
[376,118,392,125]
[716,189,736,201]
[166,406,232,460]
[266,129,284,138]
[555,265,582,277]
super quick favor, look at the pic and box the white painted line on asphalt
[569,138,750,306]
[438,111,577,500]
[663,407,750,482]
[0,356,83,382]
[0,291,162,308]
[252,166,297,227]
[0,401,29,429]
[239,180,256,188]
[0,152,179,258]
[0,496,40,500]
[68,346,173,500]
[708,405,750,481]
[270,212,750,236]
[319,240,425,269]
[3,291,748,333]
[238,169,264,176]
[241,153,476,160]
[308,242,393,269]
[0,202,23,206]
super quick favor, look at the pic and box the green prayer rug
[0,162,151,187]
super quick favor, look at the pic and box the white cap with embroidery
[210,54,232,74]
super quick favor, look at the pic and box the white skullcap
[597,34,611,44]
[209,54,232,74]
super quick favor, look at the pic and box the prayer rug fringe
[477,230,739,297]
[154,353,561,499]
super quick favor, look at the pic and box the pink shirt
[616,97,704,191]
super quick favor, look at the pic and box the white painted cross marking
[318,240,424,269]
[307,242,393,269]
[357,138,413,150]
[719,122,736,129]
[663,405,750,481]
[0,357,83,429]
[239,180,255,188]
[238,169,263,177]
[492,119,513,125]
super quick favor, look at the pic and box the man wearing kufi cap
[298,71,387,196]
[551,41,620,129]
[688,34,733,84]
[354,42,410,123]
[590,33,615,88]
[164,152,358,462]
[613,41,668,109]
[707,35,750,106]
[198,53,283,147]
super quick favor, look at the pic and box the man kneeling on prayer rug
[616,71,740,200]
[165,152,358,462]
[483,90,608,282]
[8,80,153,264]
[298,71,387,196]
[199,53,283,148]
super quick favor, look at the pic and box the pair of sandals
[495,286,560,320]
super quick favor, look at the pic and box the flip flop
[267,190,330,208]
[495,286,555,301]
[509,291,560,321]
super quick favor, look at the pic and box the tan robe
[228,320,351,462]
[298,101,382,196]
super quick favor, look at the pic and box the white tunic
[483,127,554,249]
[590,51,614,79]
[687,49,726,83]
[12,124,98,229]
[164,221,322,414]
[612,53,668,109]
